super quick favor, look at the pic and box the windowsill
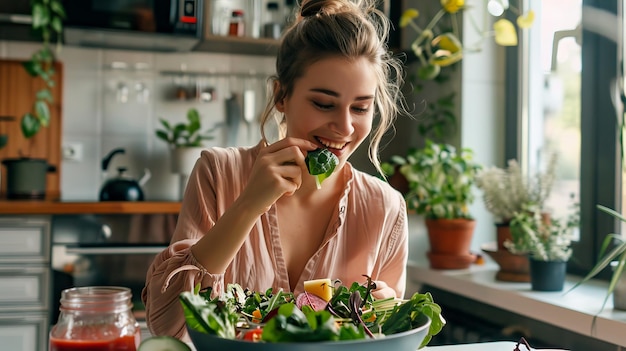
[407,258,626,348]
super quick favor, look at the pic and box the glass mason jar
[49,286,141,351]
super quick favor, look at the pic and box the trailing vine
[20,0,65,140]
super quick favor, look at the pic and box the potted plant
[386,140,482,269]
[475,154,558,282]
[506,201,579,291]
[155,108,222,176]
[568,205,626,312]
[1,0,64,200]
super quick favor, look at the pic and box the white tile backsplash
[1,40,275,201]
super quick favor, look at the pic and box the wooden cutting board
[0,59,63,200]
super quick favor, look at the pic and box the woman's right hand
[239,138,318,214]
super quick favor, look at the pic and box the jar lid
[232,9,244,17]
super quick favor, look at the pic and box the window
[506,0,623,276]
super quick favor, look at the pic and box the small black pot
[529,258,567,291]
[1,157,55,200]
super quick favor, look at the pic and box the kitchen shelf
[160,69,270,79]
[0,201,181,215]
[193,35,279,56]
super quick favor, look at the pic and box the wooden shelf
[0,201,182,215]
[193,35,279,56]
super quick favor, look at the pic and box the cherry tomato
[243,328,263,342]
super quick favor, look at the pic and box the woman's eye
[314,102,333,110]
[352,106,369,113]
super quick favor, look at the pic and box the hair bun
[299,0,357,19]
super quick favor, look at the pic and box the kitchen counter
[408,259,626,348]
[0,200,181,214]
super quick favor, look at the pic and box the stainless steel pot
[1,157,55,199]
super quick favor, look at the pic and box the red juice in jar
[50,333,139,351]
[49,286,141,351]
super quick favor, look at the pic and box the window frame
[505,0,622,277]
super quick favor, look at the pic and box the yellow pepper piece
[303,278,333,302]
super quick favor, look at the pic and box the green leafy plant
[476,154,558,224]
[505,201,580,262]
[155,108,222,148]
[568,205,626,313]
[21,0,65,140]
[383,140,482,219]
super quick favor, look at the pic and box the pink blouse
[142,142,409,339]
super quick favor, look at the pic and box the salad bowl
[187,313,431,351]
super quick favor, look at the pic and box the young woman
[142,0,410,340]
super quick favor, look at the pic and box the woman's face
[276,56,377,169]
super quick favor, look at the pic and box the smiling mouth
[316,137,348,150]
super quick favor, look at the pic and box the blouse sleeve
[141,151,227,339]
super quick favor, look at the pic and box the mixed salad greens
[180,276,446,348]
[305,148,339,189]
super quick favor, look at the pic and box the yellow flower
[493,19,518,46]
[430,33,463,67]
[441,0,464,14]
[400,9,419,28]
[517,10,535,29]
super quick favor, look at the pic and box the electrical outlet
[62,142,83,161]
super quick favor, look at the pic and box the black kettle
[99,148,151,201]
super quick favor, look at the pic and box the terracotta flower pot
[496,223,512,251]
[426,218,476,255]
[425,218,476,269]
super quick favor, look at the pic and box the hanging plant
[20,0,65,140]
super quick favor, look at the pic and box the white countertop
[184,340,558,350]
[425,341,556,350]
[407,259,626,348]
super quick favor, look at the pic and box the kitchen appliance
[0,0,203,52]
[63,0,203,52]
[99,148,151,201]
[50,214,176,327]
[1,157,56,199]
[100,167,151,201]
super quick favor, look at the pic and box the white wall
[0,40,275,201]
[461,4,507,252]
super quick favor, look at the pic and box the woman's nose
[331,108,355,135]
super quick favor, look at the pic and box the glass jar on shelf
[228,9,245,37]
[263,2,282,39]
[49,286,141,351]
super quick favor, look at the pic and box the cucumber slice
[138,336,192,351]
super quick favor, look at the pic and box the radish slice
[295,291,329,311]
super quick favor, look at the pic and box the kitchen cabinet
[194,1,279,56]
[194,0,402,56]
[0,59,63,200]
[0,216,51,351]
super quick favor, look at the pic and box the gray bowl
[187,314,431,351]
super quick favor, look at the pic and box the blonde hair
[259,0,408,176]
